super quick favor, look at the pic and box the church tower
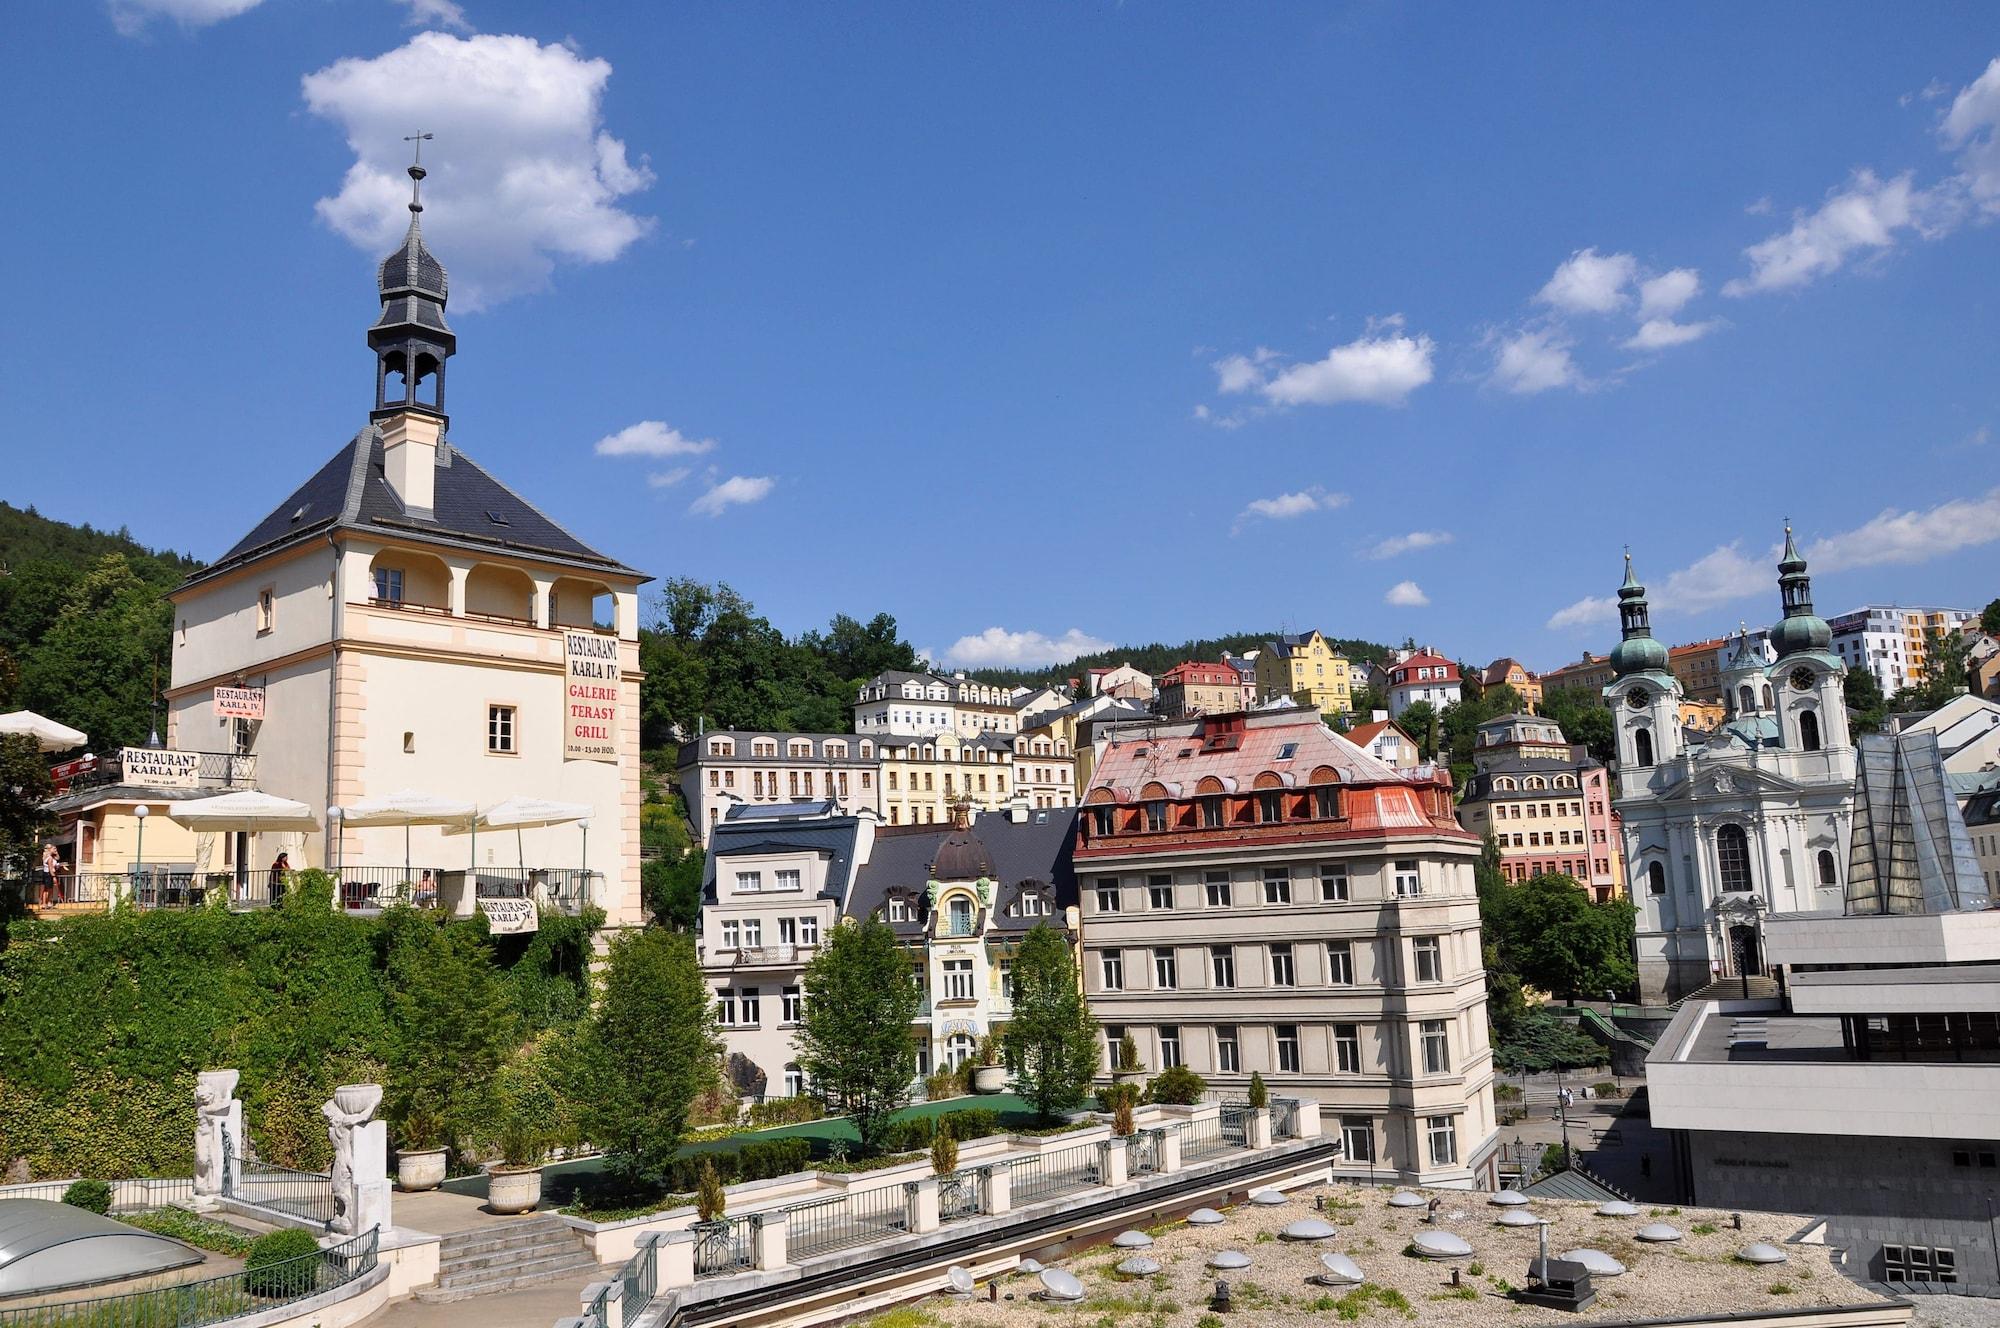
[1767,525,1848,753]
[367,148,455,517]
[1603,553,1684,774]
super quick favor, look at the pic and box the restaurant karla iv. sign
[563,630,621,763]
[120,747,203,788]
[481,898,538,935]
[213,686,266,720]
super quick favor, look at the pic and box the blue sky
[5,3,1999,673]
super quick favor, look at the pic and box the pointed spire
[1620,547,1639,592]
[1779,519,1805,573]
[370,133,454,421]
[1610,550,1668,677]
[1772,519,1832,657]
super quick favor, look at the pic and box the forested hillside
[0,503,200,751]
[961,632,1397,691]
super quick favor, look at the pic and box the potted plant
[930,1122,960,1176]
[1112,1032,1147,1088]
[971,1032,1008,1094]
[394,1104,449,1192]
[691,1158,727,1237]
[485,1060,561,1215]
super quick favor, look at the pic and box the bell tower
[368,138,455,427]
[1767,524,1848,752]
[1602,553,1684,774]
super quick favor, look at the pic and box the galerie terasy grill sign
[563,630,621,763]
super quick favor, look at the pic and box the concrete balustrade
[1246,1107,1273,1150]
[908,1177,940,1234]
[1098,1138,1128,1187]
[753,1213,788,1270]
[983,1163,1012,1214]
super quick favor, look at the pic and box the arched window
[1738,684,1755,713]
[1799,710,1822,752]
[1646,861,1667,896]
[945,1033,975,1068]
[1762,684,1774,709]
[1717,824,1753,894]
[1816,849,1837,887]
[1634,728,1654,768]
[947,897,973,936]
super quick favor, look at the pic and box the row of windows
[1639,843,1840,895]
[732,869,804,893]
[1488,777,1578,793]
[1090,861,1424,913]
[715,984,803,1026]
[1105,1019,1457,1080]
[1097,936,1446,991]
[709,767,873,797]
[713,915,821,948]
[708,738,871,760]
[1501,859,1609,882]
[1491,800,1583,819]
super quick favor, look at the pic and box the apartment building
[1829,604,1975,698]
[1470,658,1543,713]
[1074,708,1497,1187]
[1012,714,1078,810]
[875,731,1016,825]
[1254,631,1353,716]
[1157,660,1245,719]
[1384,650,1462,718]
[854,670,1020,738]
[1540,651,1615,697]
[678,730,883,845]
[1455,713,1623,900]
[1345,712,1421,770]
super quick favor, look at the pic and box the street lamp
[133,804,150,906]
[578,819,591,907]
[327,806,343,882]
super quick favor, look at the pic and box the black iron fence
[227,1147,336,1231]
[1128,1129,1162,1176]
[938,1169,983,1222]
[1219,1104,1250,1147]
[692,1215,758,1278]
[1271,1099,1300,1139]
[1176,1116,1231,1161]
[1006,1140,1100,1205]
[65,750,256,793]
[783,1184,911,1261]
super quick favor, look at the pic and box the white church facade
[1606,533,1856,1003]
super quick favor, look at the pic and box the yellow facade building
[1254,631,1352,715]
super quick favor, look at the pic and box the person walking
[269,851,290,906]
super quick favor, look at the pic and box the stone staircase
[1676,975,1780,1004]
[413,1213,603,1303]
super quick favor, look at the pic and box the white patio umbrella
[447,796,591,867]
[340,789,476,881]
[167,790,320,834]
[0,710,87,752]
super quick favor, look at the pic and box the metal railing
[938,1168,984,1222]
[335,867,448,910]
[14,871,115,909]
[1006,1140,1100,1205]
[0,1228,376,1328]
[67,750,256,792]
[229,1155,336,1230]
[330,866,599,916]
[692,1215,758,1278]
[1178,1116,1231,1161]
[0,1176,197,1208]
[1128,1129,1162,1176]
[784,1184,911,1261]
[1271,1099,1300,1140]
[1219,1104,1250,1147]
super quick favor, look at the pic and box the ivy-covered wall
[0,879,598,1179]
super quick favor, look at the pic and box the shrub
[61,1179,111,1214]
[1591,1080,1623,1099]
[586,930,721,1187]
[1492,1082,1522,1102]
[922,1067,962,1101]
[694,1159,726,1223]
[745,1096,823,1128]
[1247,1071,1268,1110]
[243,1229,321,1299]
[1145,1065,1206,1106]
[1115,1032,1141,1073]
[883,1108,1001,1153]
[1093,1083,1140,1115]
[929,1124,959,1176]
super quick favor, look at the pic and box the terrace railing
[691,1215,759,1278]
[1176,1116,1232,1162]
[68,750,256,793]
[783,1183,912,1261]
[937,1168,984,1222]
[1005,1140,1100,1206]
[1270,1099,1300,1140]
[0,1228,376,1328]
[1219,1104,1251,1147]
[227,1150,336,1231]
[1128,1129,1163,1176]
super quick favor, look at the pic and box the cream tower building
[164,158,648,926]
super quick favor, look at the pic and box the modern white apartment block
[1828,603,1975,698]
[854,670,1020,738]
[1074,708,1497,1188]
[678,730,883,845]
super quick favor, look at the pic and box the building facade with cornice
[678,731,883,845]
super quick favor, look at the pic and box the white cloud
[108,0,262,35]
[938,627,1116,670]
[1231,485,1349,535]
[1805,487,2000,572]
[1745,196,1775,216]
[1636,268,1701,319]
[594,420,715,459]
[1209,323,1432,412]
[302,33,655,310]
[1384,580,1430,608]
[1942,57,2000,214]
[1723,169,1954,296]
[1489,328,1581,395]
[645,467,691,490]
[392,0,472,31]
[689,475,775,517]
[1363,530,1454,560]
[1624,317,1723,351]
[1537,248,1638,315]
[1544,487,2000,630]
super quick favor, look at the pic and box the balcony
[733,943,817,967]
[63,750,255,794]
[12,864,600,920]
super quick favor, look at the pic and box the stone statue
[320,1083,390,1241]
[193,1070,242,1206]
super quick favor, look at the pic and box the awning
[453,797,592,832]
[168,790,320,834]
[0,711,87,753]
[340,790,476,828]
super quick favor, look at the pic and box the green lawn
[442,1092,1047,1200]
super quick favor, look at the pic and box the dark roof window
[486,509,510,526]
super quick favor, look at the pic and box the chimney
[380,412,441,515]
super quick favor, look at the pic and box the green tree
[1001,923,1100,1123]
[0,734,53,878]
[586,928,721,1187]
[1844,667,1888,735]
[1539,687,1616,768]
[1981,598,2000,638]
[380,913,519,1149]
[1399,700,1439,760]
[1494,1008,1606,1075]
[1482,873,1636,1000]
[796,916,921,1154]
[1349,683,1386,718]
[18,555,173,750]
[642,847,705,931]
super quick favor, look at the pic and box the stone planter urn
[1113,1068,1147,1089]
[972,1064,1008,1094]
[396,1147,448,1193]
[487,1165,543,1215]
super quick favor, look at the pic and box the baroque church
[1607,530,1856,1002]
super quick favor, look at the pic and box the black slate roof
[186,427,642,587]
[846,809,1077,934]
[701,810,866,905]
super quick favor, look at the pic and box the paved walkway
[392,1185,547,1235]
[364,1277,595,1328]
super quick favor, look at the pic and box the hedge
[881,1108,1001,1152]
[656,1136,814,1191]
[243,1229,321,1299]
